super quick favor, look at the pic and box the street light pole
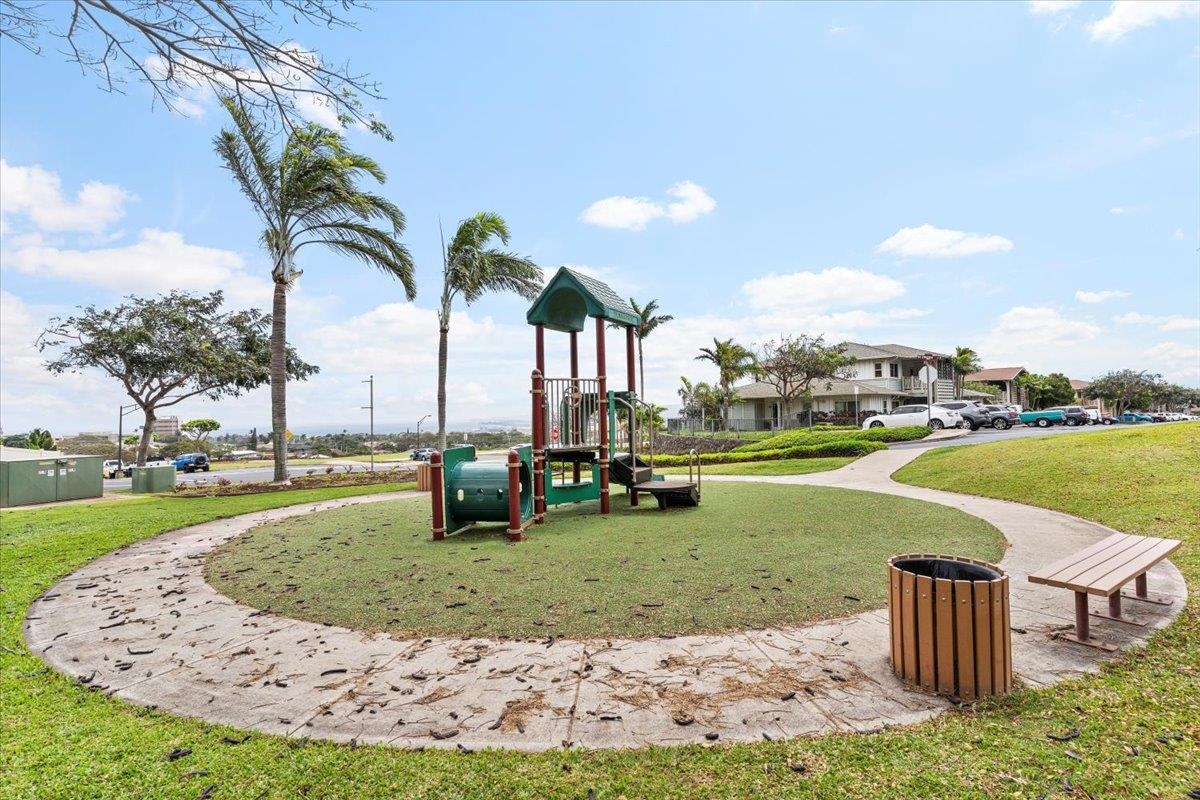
[416,414,431,449]
[362,375,375,473]
[117,404,138,466]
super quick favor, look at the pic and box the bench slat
[1083,538,1182,596]
[1030,534,1149,586]
[1028,533,1131,584]
[1055,537,1168,592]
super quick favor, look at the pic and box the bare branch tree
[0,0,391,138]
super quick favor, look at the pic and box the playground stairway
[610,452,653,487]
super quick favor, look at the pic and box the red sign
[551,425,560,442]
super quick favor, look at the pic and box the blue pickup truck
[1018,409,1066,428]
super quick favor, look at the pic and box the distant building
[152,416,180,437]
[964,367,1029,407]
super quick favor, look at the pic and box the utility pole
[117,404,138,466]
[362,375,375,473]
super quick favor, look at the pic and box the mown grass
[3,426,1198,799]
[207,483,1001,639]
[735,425,930,452]
[657,456,854,476]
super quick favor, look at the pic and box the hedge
[734,425,930,452]
[652,438,887,467]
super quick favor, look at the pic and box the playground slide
[609,452,653,487]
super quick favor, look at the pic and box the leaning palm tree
[950,345,983,399]
[610,298,673,401]
[695,338,756,429]
[214,98,415,482]
[437,213,542,450]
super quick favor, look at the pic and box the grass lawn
[3,424,1197,799]
[657,456,854,476]
[207,482,1001,639]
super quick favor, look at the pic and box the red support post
[596,317,611,514]
[506,449,524,542]
[531,369,546,522]
[570,330,581,483]
[430,450,446,540]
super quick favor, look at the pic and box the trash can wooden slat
[416,463,432,492]
[888,554,1011,701]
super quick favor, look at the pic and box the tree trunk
[437,319,449,451]
[137,407,156,466]
[270,279,289,483]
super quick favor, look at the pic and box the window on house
[874,362,883,378]
[834,400,853,413]
[889,363,899,378]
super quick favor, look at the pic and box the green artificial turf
[657,456,854,476]
[3,425,1198,799]
[207,482,1002,639]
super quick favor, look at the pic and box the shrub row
[652,438,887,467]
[734,425,930,452]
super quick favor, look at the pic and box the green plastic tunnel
[446,459,533,524]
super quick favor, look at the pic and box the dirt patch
[171,468,416,497]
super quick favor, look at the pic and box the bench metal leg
[1121,572,1174,606]
[1090,589,1146,627]
[1057,591,1117,651]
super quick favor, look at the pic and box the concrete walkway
[25,448,1186,752]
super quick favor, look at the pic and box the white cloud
[579,181,716,230]
[982,306,1102,369]
[1109,206,1128,214]
[1075,289,1129,303]
[1028,0,1082,14]
[742,267,906,312]
[1,228,282,309]
[1145,341,1200,380]
[1089,1,1199,43]
[876,224,1014,258]
[0,160,134,234]
[1114,311,1200,332]
[664,181,717,223]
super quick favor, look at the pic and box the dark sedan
[936,401,992,431]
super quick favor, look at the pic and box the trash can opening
[892,557,1000,583]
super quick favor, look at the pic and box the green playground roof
[526,266,639,332]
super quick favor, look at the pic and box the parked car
[935,401,991,431]
[1096,414,1118,425]
[863,404,961,430]
[410,447,436,461]
[102,459,132,479]
[1045,405,1091,427]
[981,404,1020,430]
[1149,412,1168,423]
[1018,409,1066,428]
[174,452,210,473]
[1120,412,1153,423]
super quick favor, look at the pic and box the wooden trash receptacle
[416,463,432,492]
[887,554,1011,701]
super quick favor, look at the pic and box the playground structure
[430,267,700,541]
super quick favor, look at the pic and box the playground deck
[631,478,701,509]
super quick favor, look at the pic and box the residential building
[723,343,973,431]
[151,416,180,437]
[1070,379,1107,414]
[964,367,1028,407]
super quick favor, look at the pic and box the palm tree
[610,298,674,400]
[214,98,415,482]
[950,345,983,399]
[437,213,541,450]
[695,338,756,429]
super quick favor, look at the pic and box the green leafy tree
[1083,370,1164,418]
[437,213,542,450]
[950,346,983,398]
[26,428,54,450]
[181,418,221,451]
[1017,372,1077,409]
[215,98,414,481]
[695,338,756,429]
[610,298,674,401]
[38,290,315,466]
[755,335,855,424]
[3,434,30,448]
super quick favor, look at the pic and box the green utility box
[132,465,176,494]
[0,449,103,508]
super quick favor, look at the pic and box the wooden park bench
[1028,532,1181,650]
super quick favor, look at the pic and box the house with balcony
[724,342,976,430]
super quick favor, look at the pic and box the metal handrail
[687,448,701,495]
[610,393,659,468]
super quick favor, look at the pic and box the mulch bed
[171,467,417,497]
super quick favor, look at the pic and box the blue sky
[2,1,1198,436]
